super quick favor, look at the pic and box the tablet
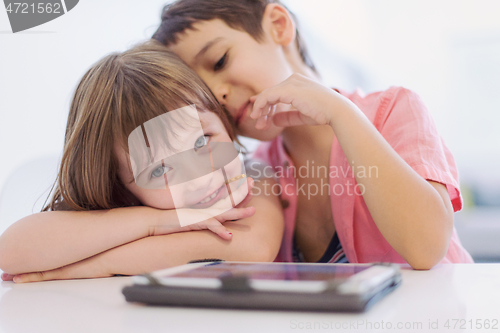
[122,261,401,312]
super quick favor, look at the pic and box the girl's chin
[147,203,175,210]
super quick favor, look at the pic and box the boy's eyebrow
[194,37,224,63]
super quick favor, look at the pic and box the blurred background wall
[1,0,499,261]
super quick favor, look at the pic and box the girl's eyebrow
[194,37,224,63]
[196,110,212,129]
[199,117,210,129]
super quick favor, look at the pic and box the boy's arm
[0,179,255,275]
[251,74,454,270]
[6,179,284,283]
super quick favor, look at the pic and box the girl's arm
[5,179,284,282]
[0,179,255,275]
[251,74,454,270]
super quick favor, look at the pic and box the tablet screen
[162,262,369,281]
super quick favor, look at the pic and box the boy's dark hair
[152,0,317,73]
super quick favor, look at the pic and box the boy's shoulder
[337,86,415,109]
[336,86,426,128]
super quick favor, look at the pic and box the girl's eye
[194,135,211,151]
[213,53,227,71]
[150,165,171,179]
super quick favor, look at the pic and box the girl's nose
[184,171,214,192]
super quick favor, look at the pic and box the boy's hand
[250,73,346,129]
[149,177,255,240]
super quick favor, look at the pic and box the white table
[0,264,499,333]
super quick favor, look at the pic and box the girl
[0,41,284,282]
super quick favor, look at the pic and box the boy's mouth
[235,101,251,126]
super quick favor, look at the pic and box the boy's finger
[262,112,274,130]
[255,115,268,129]
[271,104,277,116]
[273,111,316,127]
[272,111,302,127]
[260,87,295,109]
[264,105,273,116]
[260,105,277,130]
[250,96,271,119]
[251,80,299,119]
[250,102,263,119]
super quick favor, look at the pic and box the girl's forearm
[2,179,284,280]
[0,206,171,274]
[329,99,453,269]
[10,186,284,282]
[101,226,278,276]
[99,186,284,275]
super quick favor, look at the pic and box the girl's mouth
[190,173,246,209]
[198,187,221,204]
[191,183,227,209]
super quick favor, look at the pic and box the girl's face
[115,108,245,214]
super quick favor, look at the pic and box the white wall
[286,0,500,185]
[286,0,500,260]
[0,0,169,197]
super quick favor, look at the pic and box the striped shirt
[292,232,349,264]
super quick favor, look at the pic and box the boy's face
[169,19,293,141]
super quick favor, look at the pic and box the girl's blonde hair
[44,41,235,211]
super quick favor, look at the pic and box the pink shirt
[253,86,473,264]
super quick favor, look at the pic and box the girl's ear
[262,4,296,47]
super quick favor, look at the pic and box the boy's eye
[150,165,171,179]
[194,135,211,151]
[213,53,227,71]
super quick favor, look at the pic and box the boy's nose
[214,84,230,105]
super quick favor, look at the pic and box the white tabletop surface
[0,263,499,333]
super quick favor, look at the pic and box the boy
[153,0,473,268]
